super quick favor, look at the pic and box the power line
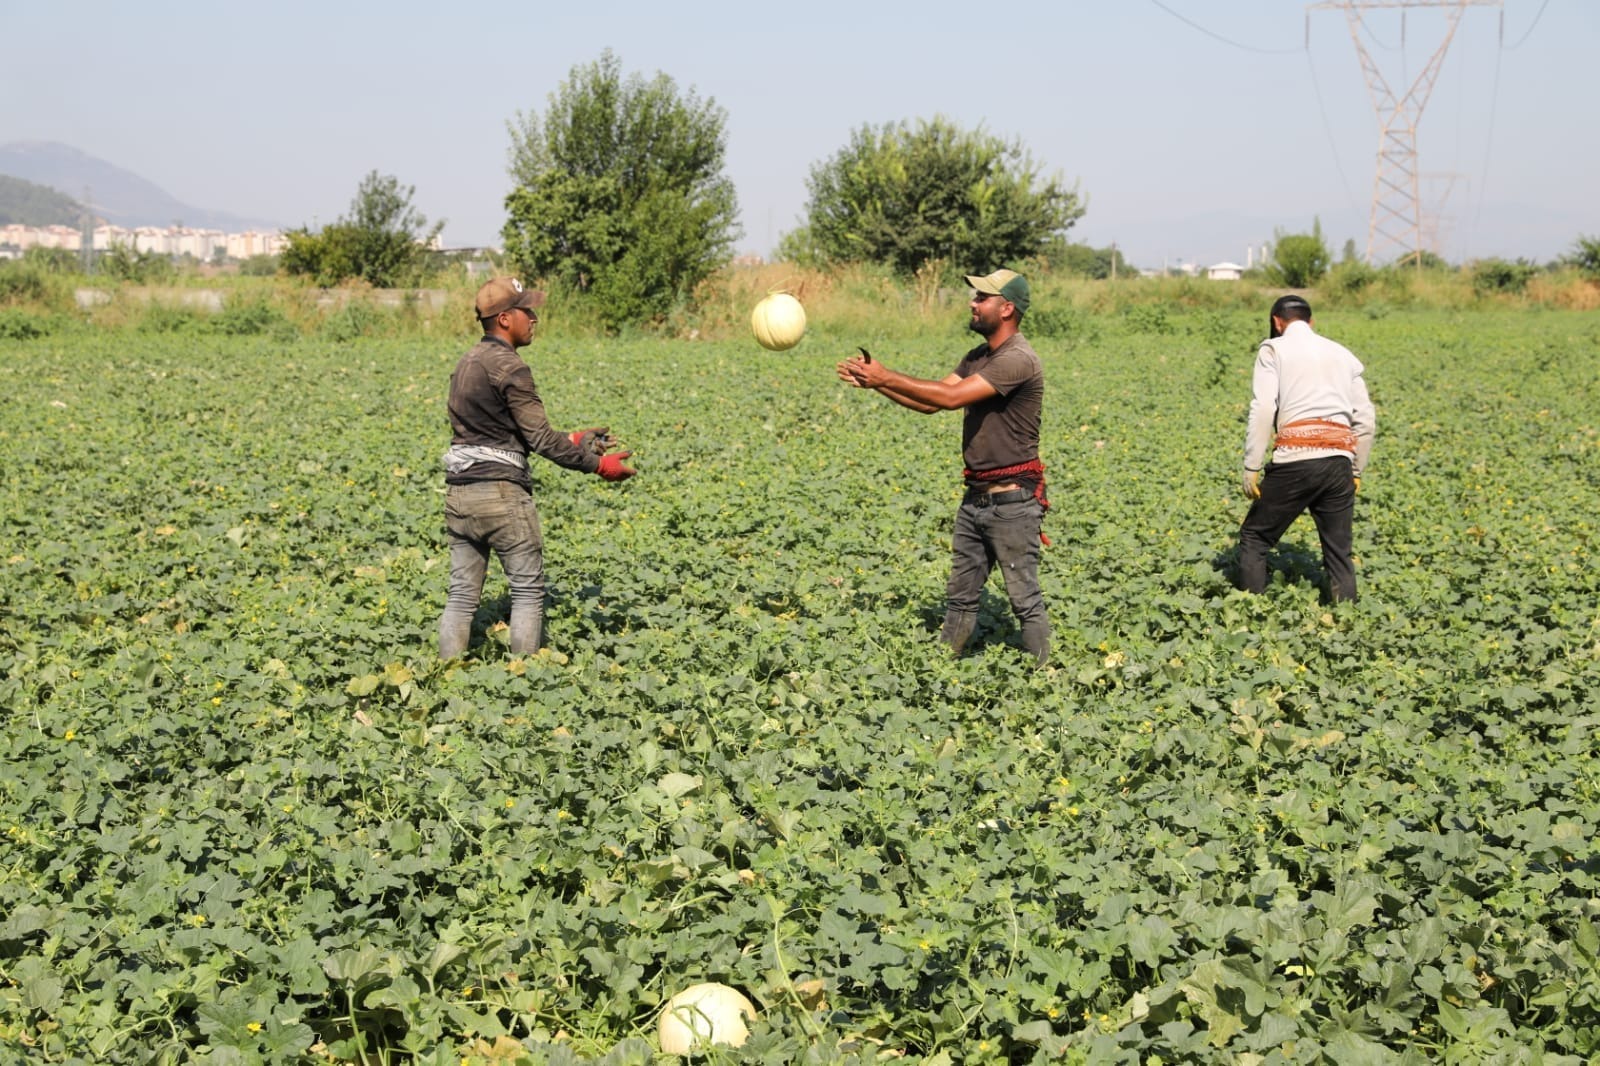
[1305,50,1362,214]
[1146,0,1302,54]
[1357,12,1400,50]
[1504,0,1550,49]
[1469,24,1506,255]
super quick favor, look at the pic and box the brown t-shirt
[953,333,1044,473]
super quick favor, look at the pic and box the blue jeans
[438,480,545,657]
[940,490,1050,665]
[1237,455,1357,602]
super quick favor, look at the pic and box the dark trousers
[1237,456,1358,602]
[940,490,1050,664]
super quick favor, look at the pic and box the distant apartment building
[0,222,287,259]
[1,223,79,250]
[225,230,287,258]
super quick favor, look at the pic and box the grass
[0,256,1596,344]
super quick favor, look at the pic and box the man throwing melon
[836,269,1050,666]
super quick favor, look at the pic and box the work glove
[569,426,616,455]
[596,452,636,482]
[1353,476,1361,494]
[1242,469,1262,500]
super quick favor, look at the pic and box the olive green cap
[966,268,1030,314]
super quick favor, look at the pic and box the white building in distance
[0,223,288,259]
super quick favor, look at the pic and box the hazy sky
[2,1,1592,269]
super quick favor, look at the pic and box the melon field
[2,307,1597,1064]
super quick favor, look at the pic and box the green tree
[282,171,442,287]
[279,225,350,286]
[20,246,80,275]
[1266,219,1331,288]
[239,254,280,277]
[1567,234,1600,279]
[1047,240,1133,280]
[503,50,739,330]
[99,242,173,283]
[1470,257,1538,296]
[1324,258,1377,296]
[780,117,1083,275]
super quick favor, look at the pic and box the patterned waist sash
[1275,419,1357,454]
[443,444,527,476]
[962,458,1051,545]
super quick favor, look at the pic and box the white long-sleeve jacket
[1243,320,1375,477]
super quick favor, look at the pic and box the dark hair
[1268,294,1312,338]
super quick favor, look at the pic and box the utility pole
[1307,0,1501,267]
[79,186,95,275]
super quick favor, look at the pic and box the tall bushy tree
[503,50,739,329]
[1267,219,1331,288]
[778,117,1083,275]
[282,171,442,287]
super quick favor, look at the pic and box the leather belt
[966,487,1031,507]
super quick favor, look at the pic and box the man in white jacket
[1238,295,1375,602]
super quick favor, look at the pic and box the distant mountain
[0,173,84,226]
[0,140,282,232]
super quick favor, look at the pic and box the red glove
[596,452,635,482]
[569,427,614,455]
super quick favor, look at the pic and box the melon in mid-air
[657,982,757,1054]
[751,292,806,351]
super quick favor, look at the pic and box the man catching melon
[836,269,1050,667]
[437,278,636,659]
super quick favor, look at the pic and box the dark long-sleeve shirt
[444,335,599,488]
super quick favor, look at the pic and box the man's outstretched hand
[837,348,886,389]
[570,427,617,455]
[597,452,636,482]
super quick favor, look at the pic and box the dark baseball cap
[475,277,545,319]
[966,268,1030,315]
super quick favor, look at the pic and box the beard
[968,313,996,337]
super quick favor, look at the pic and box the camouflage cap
[475,277,546,319]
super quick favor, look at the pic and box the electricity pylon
[1308,0,1501,266]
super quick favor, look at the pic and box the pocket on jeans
[994,500,1041,522]
[506,495,543,552]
